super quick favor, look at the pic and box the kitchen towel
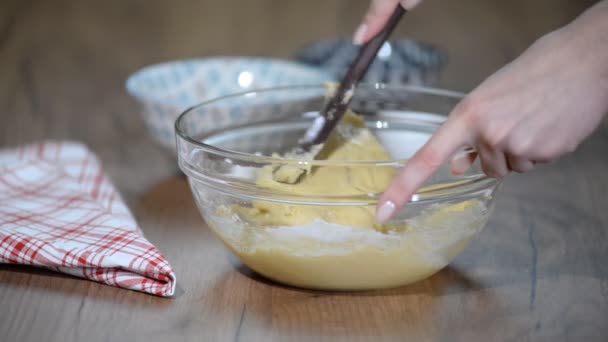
[0,142,176,296]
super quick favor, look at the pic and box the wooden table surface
[1,0,607,341]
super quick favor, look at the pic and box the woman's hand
[373,1,608,223]
[353,0,422,44]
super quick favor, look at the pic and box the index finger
[376,118,472,223]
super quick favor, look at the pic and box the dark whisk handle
[300,5,406,149]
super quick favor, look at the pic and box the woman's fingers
[376,119,471,223]
[477,142,510,178]
[450,149,477,175]
[450,146,537,175]
[354,0,399,45]
[506,154,536,173]
[353,0,422,45]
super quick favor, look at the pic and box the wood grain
[0,0,606,341]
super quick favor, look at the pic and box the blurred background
[0,0,599,202]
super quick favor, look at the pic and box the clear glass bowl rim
[175,84,472,164]
[174,84,498,201]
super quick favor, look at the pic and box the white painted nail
[376,200,396,224]
[352,23,368,45]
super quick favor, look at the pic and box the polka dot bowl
[126,57,334,152]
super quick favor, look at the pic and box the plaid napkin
[0,142,176,297]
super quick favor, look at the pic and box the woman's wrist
[559,1,608,112]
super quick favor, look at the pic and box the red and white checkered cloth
[0,142,176,297]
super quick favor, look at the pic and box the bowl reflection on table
[175,84,500,290]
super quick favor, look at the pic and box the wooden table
[1,0,607,341]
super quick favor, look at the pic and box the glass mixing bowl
[175,84,500,290]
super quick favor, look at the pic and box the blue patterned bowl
[126,57,334,152]
[295,38,445,86]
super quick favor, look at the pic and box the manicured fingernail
[376,200,396,224]
[352,23,368,45]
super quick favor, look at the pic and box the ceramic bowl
[126,57,334,151]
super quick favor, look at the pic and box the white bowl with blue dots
[126,57,334,152]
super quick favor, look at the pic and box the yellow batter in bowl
[239,112,395,231]
[209,112,488,290]
[211,199,485,290]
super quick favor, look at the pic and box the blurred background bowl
[295,38,445,87]
[125,57,334,152]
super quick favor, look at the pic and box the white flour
[207,200,488,265]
